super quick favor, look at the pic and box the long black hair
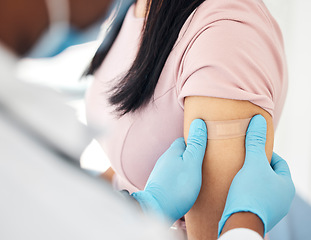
[85,0,205,115]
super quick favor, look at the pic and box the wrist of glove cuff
[131,191,172,224]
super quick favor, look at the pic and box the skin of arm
[184,96,274,240]
[100,167,115,183]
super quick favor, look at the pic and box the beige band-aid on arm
[205,118,251,140]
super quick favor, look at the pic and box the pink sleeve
[177,18,286,118]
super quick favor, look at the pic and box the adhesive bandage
[205,118,251,140]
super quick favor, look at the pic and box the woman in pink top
[85,0,287,239]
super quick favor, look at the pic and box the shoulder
[194,0,275,21]
[194,0,279,28]
[174,0,288,125]
[177,0,284,47]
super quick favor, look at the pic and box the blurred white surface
[0,109,173,240]
[16,41,99,96]
[80,140,111,173]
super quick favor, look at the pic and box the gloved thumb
[183,119,207,164]
[245,115,267,156]
[167,137,187,155]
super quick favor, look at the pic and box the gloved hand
[131,119,207,224]
[218,115,295,236]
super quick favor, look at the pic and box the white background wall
[263,0,311,204]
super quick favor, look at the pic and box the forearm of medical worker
[220,212,264,238]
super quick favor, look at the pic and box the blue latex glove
[131,119,207,224]
[218,115,295,236]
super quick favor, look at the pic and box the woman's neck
[135,0,148,18]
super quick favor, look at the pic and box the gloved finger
[271,152,292,177]
[167,137,186,156]
[183,119,207,164]
[245,115,267,156]
[271,152,296,204]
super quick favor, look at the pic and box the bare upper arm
[183,96,274,240]
[184,96,274,160]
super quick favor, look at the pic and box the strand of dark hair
[85,0,205,116]
[84,0,135,77]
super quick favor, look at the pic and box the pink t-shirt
[85,0,288,193]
